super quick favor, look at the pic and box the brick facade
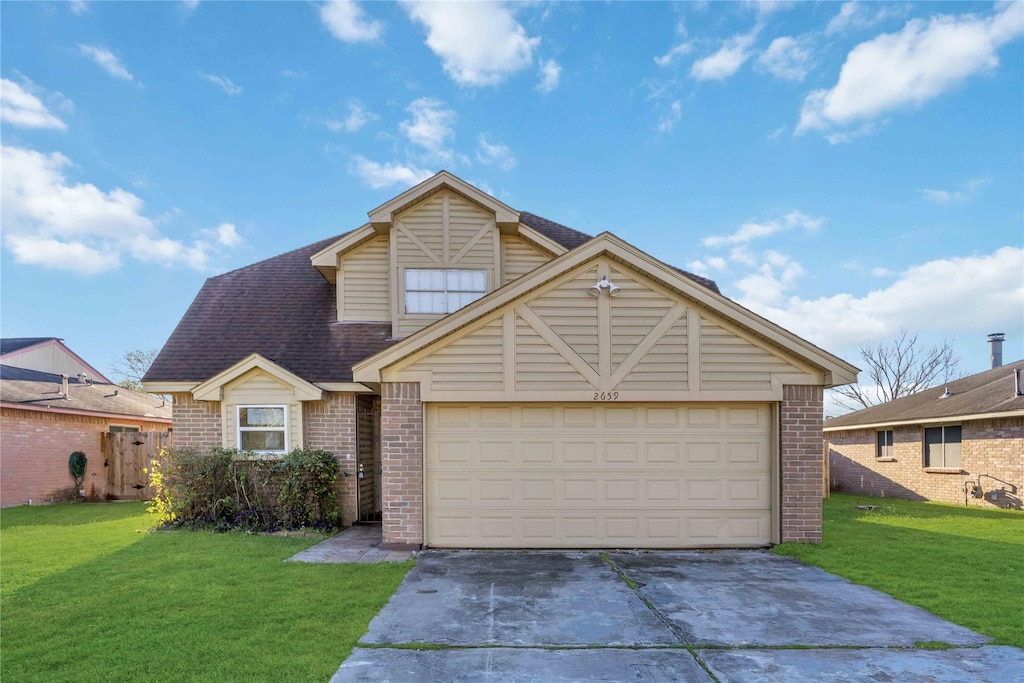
[828,416,1024,509]
[304,393,358,525]
[379,382,423,550]
[1,407,168,507]
[170,393,222,449]
[780,385,824,543]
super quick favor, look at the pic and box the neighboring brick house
[825,358,1024,510]
[1,338,172,506]
[144,172,857,549]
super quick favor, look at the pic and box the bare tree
[111,348,159,392]
[831,329,963,411]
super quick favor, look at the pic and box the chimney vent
[988,333,1005,369]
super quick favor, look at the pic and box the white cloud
[198,73,242,96]
[77,44,134,81]
[824,1,900,37]
[400,97,456,154]
[737,247,1024,353]
[757,36,812,81]
[0,78,69,131]
[870,267,892,277]
[920,177,991,204]
[338,100,376,132]
[402,1,540,86]
[746,1,793,16]
[182,0,200,12]
[476,134,516,170]
[212,222,243,247]
[70,1,89,15]
[686,256,728,275]
[350,155,432,189]
[691,25,761,81]
[799,3,1024,135]
[703,211,822,247]
[537,59,561,93]
[734,250,805,307]
[319,0,382,43]
[658,100,682,132]
[655,42,693,68]
[0,145,228,275]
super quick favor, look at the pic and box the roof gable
[354,232,857,387]
[368,171,519,231]
[191,353,323,401]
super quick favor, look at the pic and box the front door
[356,395,382,522]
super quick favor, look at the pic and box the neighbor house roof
[1,365,172,421]
[823,360,1024,431]
[144,213,720,384]
[0,338,60,355]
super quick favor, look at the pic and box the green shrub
[149,447,344,532]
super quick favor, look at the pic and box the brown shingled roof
[1,365,172,420]
[145,213,720,384]
[824,360,1024,429]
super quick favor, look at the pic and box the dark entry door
[356,395,382,522]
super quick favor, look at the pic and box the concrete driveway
[331,550,1024,682]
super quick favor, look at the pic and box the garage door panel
[426,403,773,548]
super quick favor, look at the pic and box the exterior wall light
[589,277,621,297]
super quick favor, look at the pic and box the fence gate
[102,431,172,500]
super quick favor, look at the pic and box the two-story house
[144,172,857,550]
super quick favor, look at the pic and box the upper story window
[238,405,287,454]
[924,425,961,468]
[405,269,486,314]
[875,429,893,459]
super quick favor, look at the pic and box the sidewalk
[287,524,414,563]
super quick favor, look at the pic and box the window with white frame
[924,425,962,468]
[876,429,893,459]
[405,269,486,314]
[237,406,287,454]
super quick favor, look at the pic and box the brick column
[380,382,424,550]
[304,392,358,526]
[780,385,824,543]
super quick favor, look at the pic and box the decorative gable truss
[355,237,856,402]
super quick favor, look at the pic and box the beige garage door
[425,403,774,548]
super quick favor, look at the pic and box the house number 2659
[593,392,619,401]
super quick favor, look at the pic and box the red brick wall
[380,382,423,550]
[1,407,167,507]
[780,385,824,543]
[170,393,221,449]
[828,416,1023,509]
[304,393,358,526]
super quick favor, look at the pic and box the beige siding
[524,267,600,371]
[515,312,594,391]
[404,319,505,392]
[384,256,815,401]
[393,190,500,337]
[617,314,688,391]
[609,268,677,368]
[502,235,551,283]
[447,195,495,267]
[425,402,773,548]
[340,236,389,322]
[700,317,803,391]
[396,194,445,265]
[221,369,303,451]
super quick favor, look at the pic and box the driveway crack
[600,552,722,683]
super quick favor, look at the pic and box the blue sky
[2,1,1022,401]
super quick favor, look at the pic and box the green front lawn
[1,503,410,682]
[774,493,1024,649]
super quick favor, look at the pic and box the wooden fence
[101,431,172,500]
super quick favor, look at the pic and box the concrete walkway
[286,524,413,563]
[332,550,1024,682]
